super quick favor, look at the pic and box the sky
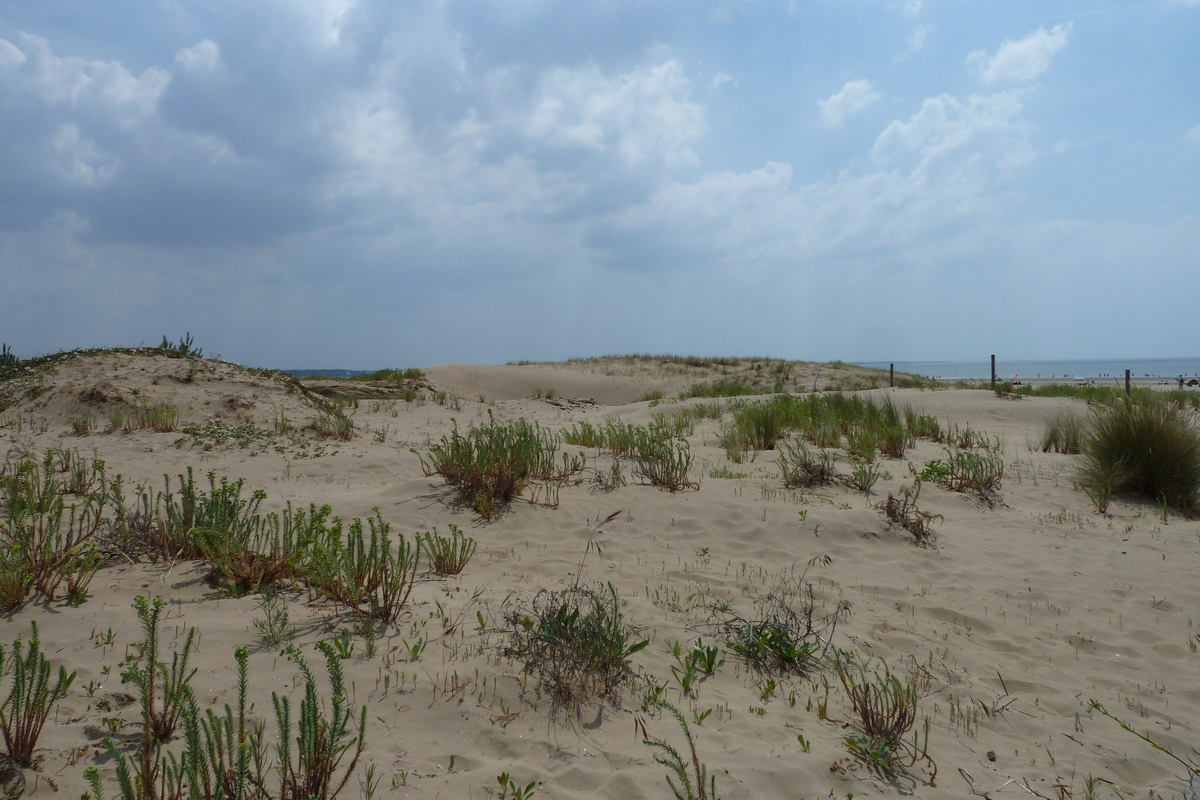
[1,1,1197,369]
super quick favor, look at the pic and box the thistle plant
[0,622,77,766]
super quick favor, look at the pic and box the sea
[853,357,1200,382]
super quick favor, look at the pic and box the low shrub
[1077,392,1200,514]
[844,461,890,494]
[830,651,936,785]
[778,441,837,488]
[0,344,17,371]
[1040,413,1085,454]
[274,642,367,800]
[721,568,848,673]
[0,453,110,607]
[942,447,1004,497]
[418,413,583,518]
[679,381,759,399]
[158,332,203,359]
[313,412,354,440]
[881,479,941,546]
[504,583,647,715]
[0,622,77,766]
[418,525,476,575]
[305,511,419,623]
[633,431,698,491]
[724,398,790,451]
[88,633,367,800]
[126,403,180,433]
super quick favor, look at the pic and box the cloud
[526,61,703,169]
[1187,124,1200,145]
[175,40,221,73]
[819,79,880,127]
[871,91,1034,175]
[0,38,26,68]
[896,24,931,61]
[970,23,1071,84]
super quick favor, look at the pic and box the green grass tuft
[1076,392,1200,514]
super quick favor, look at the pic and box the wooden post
[1125,369,1131,396]
[991,355,996,389]
[890,363,894,388]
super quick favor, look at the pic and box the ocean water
[854,357,1200,381]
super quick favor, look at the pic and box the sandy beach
[2,351,1198,800]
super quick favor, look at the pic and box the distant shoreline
[856,357,1200,382]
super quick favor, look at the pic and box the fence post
[1125,369,1131,397]
[991,355,996,389]
[890,363,894,388]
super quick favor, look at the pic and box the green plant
[253,590,299,649]
[1089,700,1199,796]
[1076,392,1200,514]
[504,583,648,715]
[0,622,77,766]
[94,596,199,800]
[690,640,723,675]
[721,568,847,672]
[845,461,889,494]
[831,651,936,785]
[778,441,837,488]
[312,412,354,440]
[1040,413,1085,454]
[159,333,203,359]
[274,642,368,800]
[417,413,584,518]
[304,510,419,623]
[329,630,355,660]
[725,398,790,451]
[0,343,17,370]
[917,459,951,483]
[881,479,941,545]
[938,447,1005,498]
[641,678,668,711]
[126,404,180,433]
[161,646,267,800]
[496,771,539,799]
[124,596,198,745]
[417,525,476,575]
[401,637,425,662]
[0,453,110,607]
[670,656,699,696]
[642,701,720,800]
[633,431,698,491]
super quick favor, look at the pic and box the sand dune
[1,352,1197,800]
